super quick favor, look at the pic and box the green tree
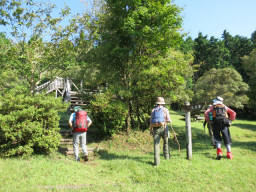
[193,33,231,81]
[251,30,256,47]
[222,30,254,82]
[241,49,256,108]
[0,0,70,42]
[194,68,249,108]
[180,36,194,54]
[96,0,192,130]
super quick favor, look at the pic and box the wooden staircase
[58,137,97,156]
[69,91,88,111]
[35,77,88,110]
[35,77,100,158]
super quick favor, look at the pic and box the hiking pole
[170,123,180,152]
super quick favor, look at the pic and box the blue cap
[74,106,81,112]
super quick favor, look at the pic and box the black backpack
[212,104,227,120]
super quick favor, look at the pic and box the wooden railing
[35,77,66,94]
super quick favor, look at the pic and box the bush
[89,92,128,136]
[0,89,67,157]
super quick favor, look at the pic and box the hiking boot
[84,155,89,161]
[76,157,80,162]
[216,148,223,160]
[227,152,233,160]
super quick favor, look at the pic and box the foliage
[222,30,254,82]
[0,0,70,42]
[193,33,231,81]
[194,68,249,108]
[0,88,67,157]
[95,0,192,130]
[180,36,194,54]
[89,91,128,136]
[241,49,256,108]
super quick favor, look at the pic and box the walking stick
[170,123,180,152]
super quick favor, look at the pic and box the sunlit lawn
[0,111,255,192]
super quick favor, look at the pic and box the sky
[56,0,256,39]
[174,0,256,39]
[1,0,256,40]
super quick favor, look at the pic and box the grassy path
[0,111,255,192]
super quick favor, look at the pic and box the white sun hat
[155,97,166,105]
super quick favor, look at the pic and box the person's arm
[204,107,213,122]
[87,116,92,128]
[226,107,236,121]
[149,110,153,135]
[68,113,74,128]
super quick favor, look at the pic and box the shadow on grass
[96,148,186,165]
[97,149,154,165]
[233,123,256,132]
[232,140,256,152]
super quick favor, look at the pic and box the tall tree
[193,33,231,81]
[96,0,192,130]
[222,30,254,82]
[0,0,70,42]
[251,30,256,48]
[241,49,256,108]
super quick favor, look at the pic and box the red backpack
[73,110,88,132]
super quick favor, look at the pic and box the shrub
[89,92,128,136]
[0,88,67,157]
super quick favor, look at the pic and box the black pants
[213,119,232,145]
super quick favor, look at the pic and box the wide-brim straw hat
[156,97,166,105]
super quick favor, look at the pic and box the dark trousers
[213,119,232,145]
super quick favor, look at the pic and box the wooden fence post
[185,101,192,160]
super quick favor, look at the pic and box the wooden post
[80,80,83,92]
[185,101,192,160]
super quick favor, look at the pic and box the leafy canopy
[194,68,248,108]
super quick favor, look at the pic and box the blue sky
[174,0,256,39]
[57,0,256,39]
[1,0,256,40]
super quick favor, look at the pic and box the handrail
[35,77,65,93]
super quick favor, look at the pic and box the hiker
[150,97,171,166]
[69,106,92,161]
[203,104,215,147]
[204,96,236,160]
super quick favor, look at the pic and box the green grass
[0,111,256,192]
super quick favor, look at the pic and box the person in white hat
[150,97,171,166]
[204,96,236,160]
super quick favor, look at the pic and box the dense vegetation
[0,0,256,151]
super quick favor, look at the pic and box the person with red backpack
[69,106,92,161]
[150,97,171,166]
[204,96,236,160]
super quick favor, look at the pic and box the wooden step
[60,138,73,145]
[58,146,96,156]
[70,103,88,106]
